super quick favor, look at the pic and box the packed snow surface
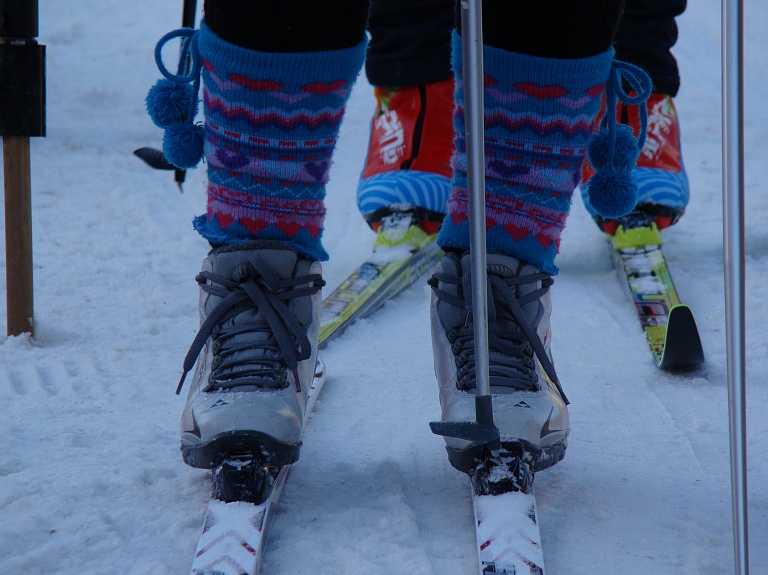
[1,1,768,573]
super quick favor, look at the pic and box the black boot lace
[429,261,568,404]
[176,252,324,394]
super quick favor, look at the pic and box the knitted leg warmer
[193,23,366,261]
[437,34,613,275]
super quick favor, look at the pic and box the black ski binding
[431,396,534,495]
[212,456,275,505]
[471,451,534,495]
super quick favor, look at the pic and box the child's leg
[586,0,690,232]
[356,0,456,235]
[149,1,369,473]
[440,0,625,274]
[431,0,634,476]
[195,0,368,261]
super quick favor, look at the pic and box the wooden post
[3,137,34,335]
[0,0,46,337]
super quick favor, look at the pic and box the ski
[473,486,545,574]
[611,222,705,369]
[188,359,326,575]
[319,227,440,349]
[188,219,440,575]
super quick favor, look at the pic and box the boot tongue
[207,243,302,388]
[214,243,298,283]
[459,253,542,327]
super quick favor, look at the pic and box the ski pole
[133,0,197,190]
[460,0,498,448]
[722,0,749,573]
[174,0,198,191]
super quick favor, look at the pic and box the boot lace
[176,252,324,394]
[429,262,568,404]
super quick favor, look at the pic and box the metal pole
[722,0,749,573]
[460,0,493,431]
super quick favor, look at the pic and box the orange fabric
[362,78,454,180]
[581,92,683,183]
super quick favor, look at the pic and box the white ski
[473,486,545,574]
[186,218,437,575]
[188,359,326,575]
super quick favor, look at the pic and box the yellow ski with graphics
[318,214,441,349]
[611,223,704,369]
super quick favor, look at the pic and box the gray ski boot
[429,251,569,475]
[177,240,324,471]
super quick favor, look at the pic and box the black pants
[366,0,686,95]
[206,0,681,90]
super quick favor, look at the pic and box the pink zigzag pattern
[205,93,344,132]
[481,79,605,111]
[456,108,595,139]
[208,185,325,216]
[448,187,566,250]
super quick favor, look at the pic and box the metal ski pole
[429,0,501,458]
[722,0,749,573]
[460,0,497,446]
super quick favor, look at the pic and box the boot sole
[445,439,567,475]
[181,430,301,470]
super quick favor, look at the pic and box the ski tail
[611,222,705,369]
[659,305,705,369]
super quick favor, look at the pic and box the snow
[0,0,767,573]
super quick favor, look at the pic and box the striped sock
[193,23,366,261]
[437,33,613,275]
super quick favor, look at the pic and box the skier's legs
[356,0,456,234]
[439,0,625,273]
[583,0,690,230]
[147,0,369,470]
[196,0,368,259]
[431,0,648,475]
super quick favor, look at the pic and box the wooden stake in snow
[0,0,46,337]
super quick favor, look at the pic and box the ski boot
[429,251,569,493]
[356,79,454,233]
[177,241,324,503]
[582,92,689,234]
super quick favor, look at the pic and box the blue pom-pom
[587,124,639,171]
[585,167,638,219]
[146,79,193,128]
[163,122,205,169]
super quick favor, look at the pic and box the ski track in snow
[0,0,767,573]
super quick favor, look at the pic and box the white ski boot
[177,240,323,471]
[429,251,569,475]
